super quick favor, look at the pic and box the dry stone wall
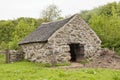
[6,50,24,63]
[21,15,101,64]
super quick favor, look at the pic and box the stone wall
[21,43,70,64]
[6,50,24,63]
[21,15,101,64]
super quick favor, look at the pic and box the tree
[9,18,36,49]
[88,4,120,54]
[0,41,7,50]
[41,4,61,22]
[0,20,16,44]
[80,10,92,22]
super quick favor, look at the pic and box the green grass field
[0,54,120,80]
[0,53,5,64]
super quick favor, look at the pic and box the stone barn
[19,14,101,64]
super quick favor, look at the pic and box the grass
[54,62,70,66]
[0,54,120,80]
[0,53,5,64]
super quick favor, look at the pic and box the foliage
[9,18,37,49]
[80,2,120,54]
[0,20,16,44]
[0,41,7,50]
[41,4,62,22]
[0,17,39,50]
[80,10,95,22]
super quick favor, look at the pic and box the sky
[0,0,120,20]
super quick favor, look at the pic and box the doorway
[69,43,84,62]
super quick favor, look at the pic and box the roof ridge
[19,14,75,45]
[41,15,75,25]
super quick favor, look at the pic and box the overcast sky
[0,0,120,20]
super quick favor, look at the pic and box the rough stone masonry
[19,14,101,64]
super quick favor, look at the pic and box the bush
[0,41,8,50]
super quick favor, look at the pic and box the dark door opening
[69,43,84,62]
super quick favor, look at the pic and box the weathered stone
[30,58,36,62]
[6,50,24,63]
[20,14,101,64]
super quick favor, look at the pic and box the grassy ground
[0,54,120,80]
[0,53,5,64]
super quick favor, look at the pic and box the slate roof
[19,15,74,45]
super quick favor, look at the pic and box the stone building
[19,14,101,64]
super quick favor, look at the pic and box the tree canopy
[80,2,120,54]
[41,4,62,22]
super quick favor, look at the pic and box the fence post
[5,49,10,63]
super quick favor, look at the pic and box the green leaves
[81,2,120,54]
[0,18,37,50]
[41,4,61,22]
[9,18,37,50]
